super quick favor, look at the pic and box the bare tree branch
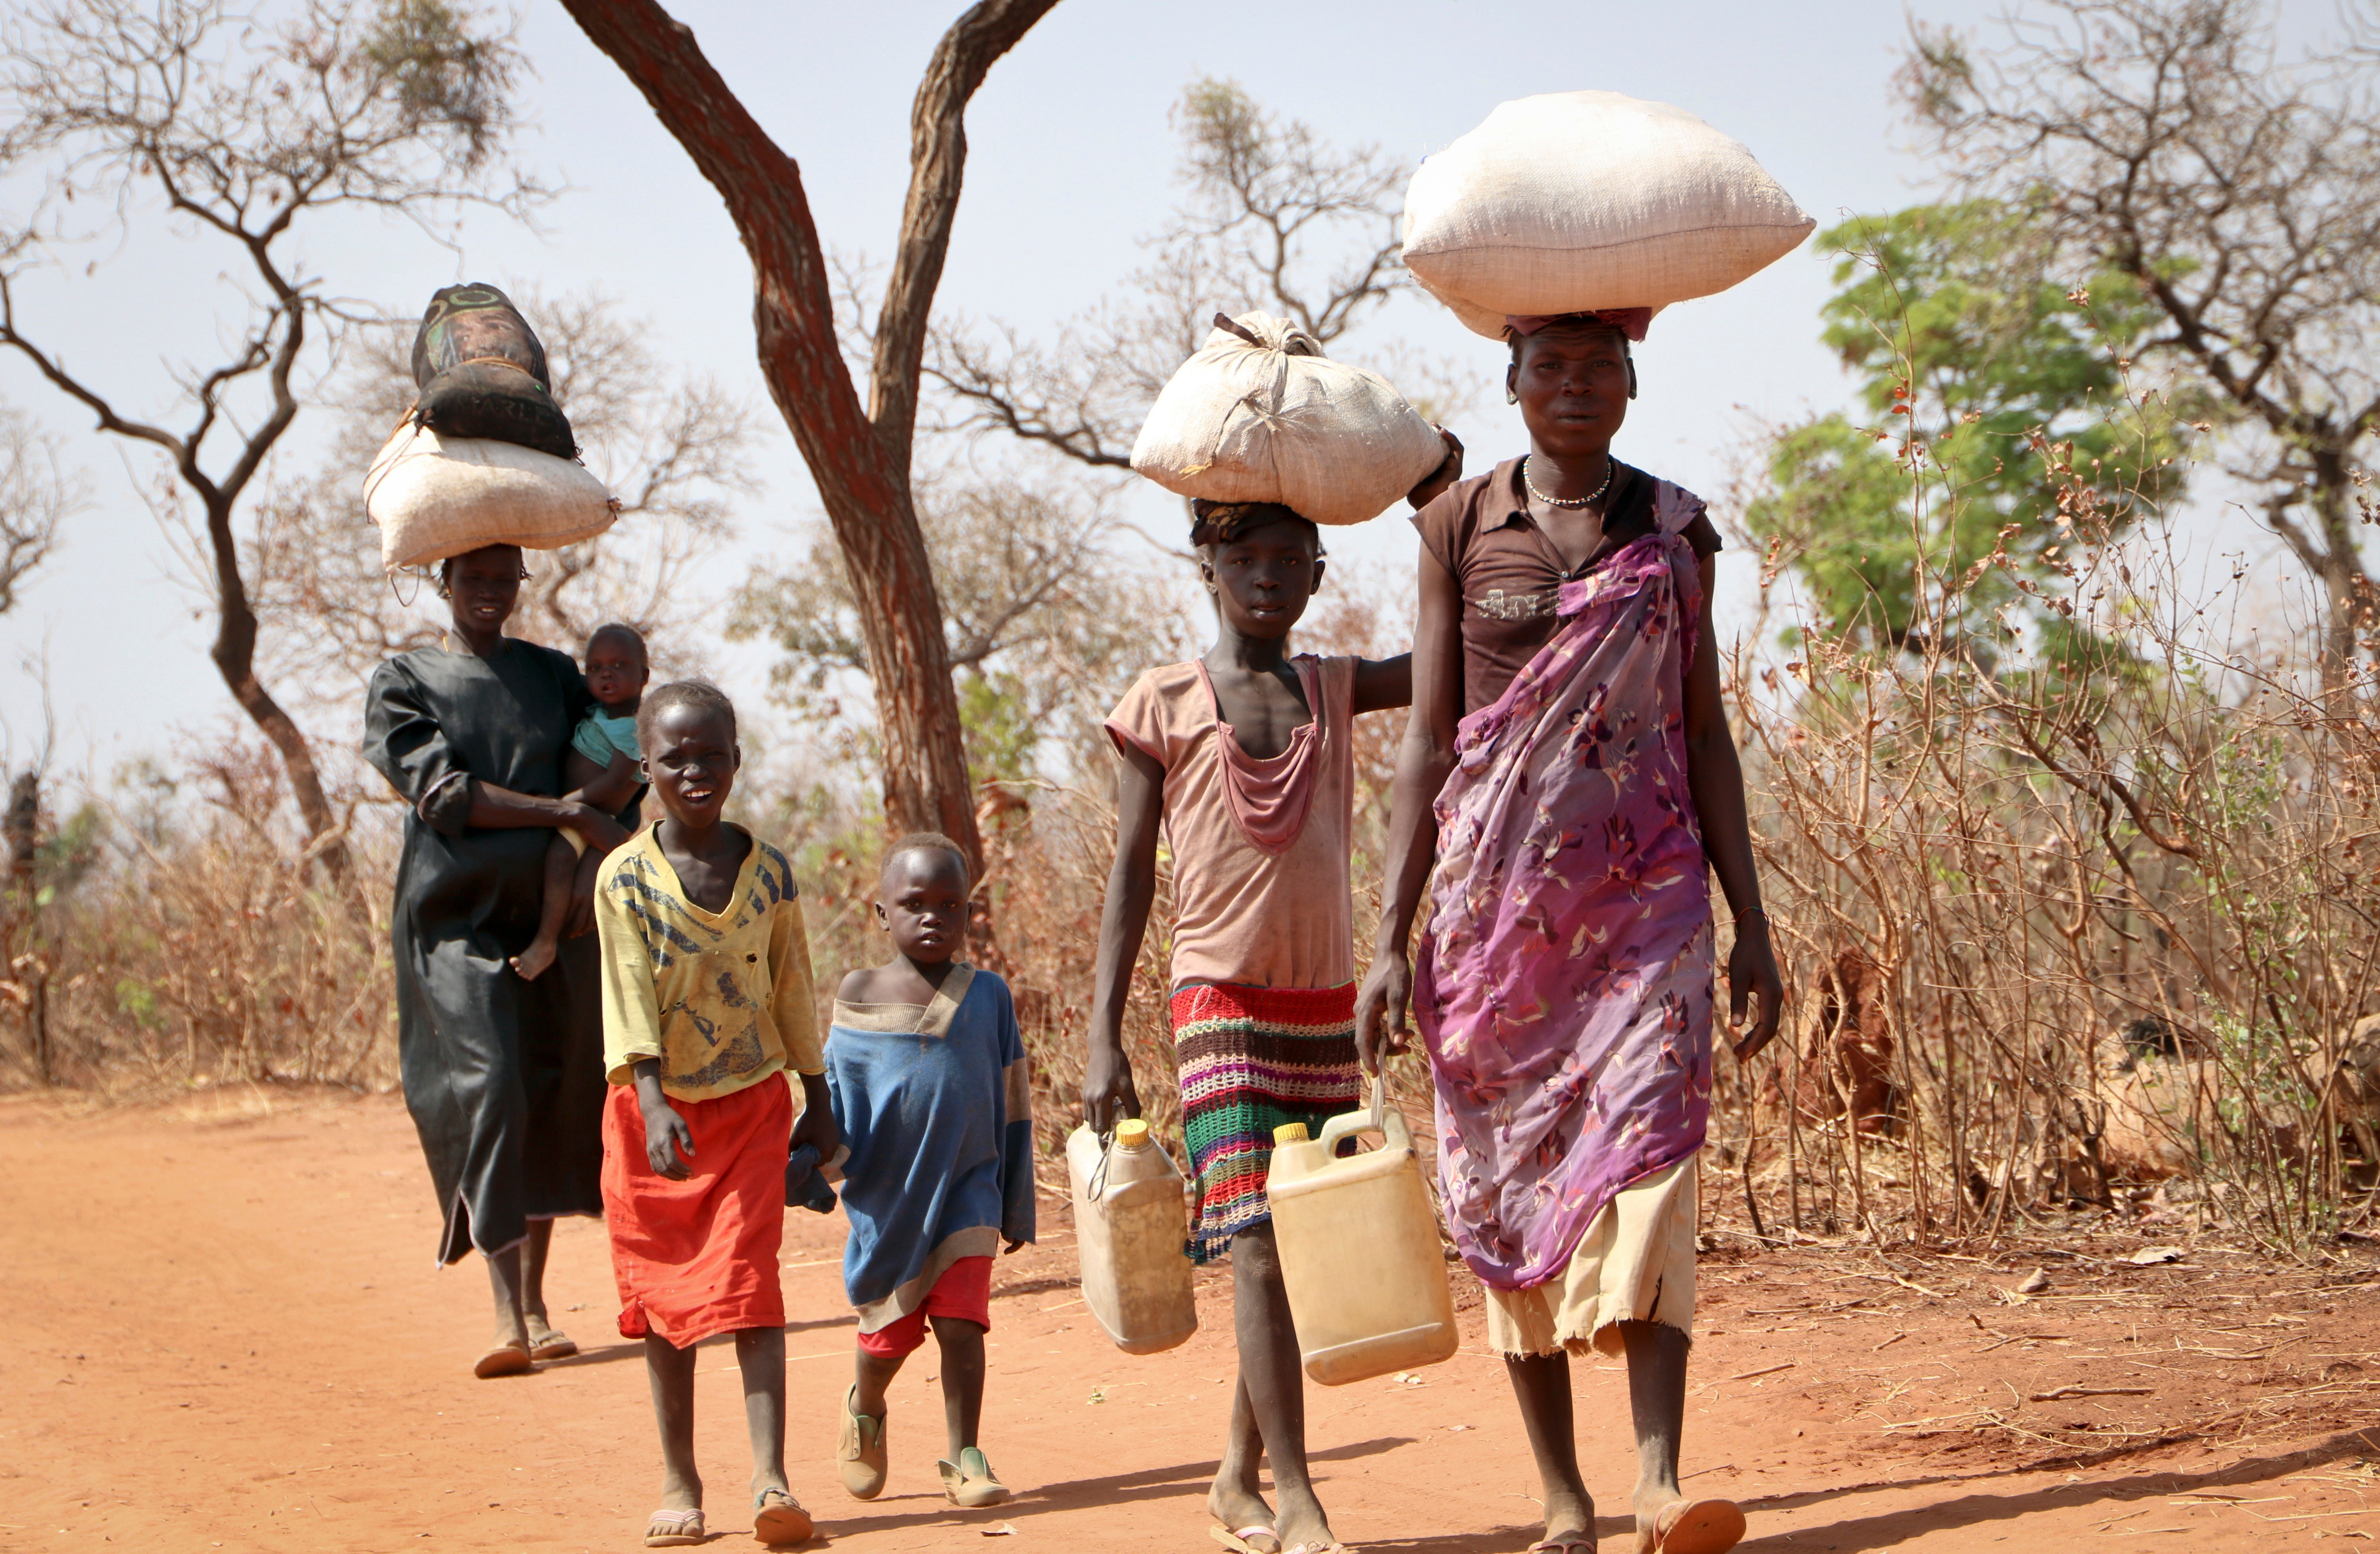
[1902,0,2380,697]
[921,77,1460,473]
[0,0,540,865]
[0,406,74,613]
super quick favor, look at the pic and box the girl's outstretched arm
[1082,742,1165,1134]
[1681,554,1785,1061]
[1351,654,1413,714]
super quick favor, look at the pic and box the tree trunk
[203,496,345,875]
[2306,453,2373,710]
[558,0,1059,901]
[5,769,43,1084]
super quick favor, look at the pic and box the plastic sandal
[1652,1498,1746,1554]
[753,1487,813,1546]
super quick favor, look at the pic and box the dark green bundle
[409,282,576,460]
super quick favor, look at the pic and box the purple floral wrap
[1414,480,1717,1291]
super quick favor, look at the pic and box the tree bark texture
[558,0,1060,888]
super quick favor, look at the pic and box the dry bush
[1714,414,2380,1252]
[0,741,397,1095]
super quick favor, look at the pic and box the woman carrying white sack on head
[1361,92,1808,1554]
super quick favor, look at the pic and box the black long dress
[363,639,608,1266]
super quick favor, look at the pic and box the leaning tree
[557,0,1062,897]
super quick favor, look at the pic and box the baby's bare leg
[509,833,574,980]
[736,1326,790,1502]
[646,1333,702,1511]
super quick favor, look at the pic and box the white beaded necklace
[1523,455,1614,508]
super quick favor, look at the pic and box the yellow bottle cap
[1114,1118,1151,1149]
[1273,1122,1311,1144]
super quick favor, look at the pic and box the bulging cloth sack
[364,422,618,572]
[1401,91,1815,338]
[1130,312,1446,527]
[1128,312,1438,524]
[409,282,576,459]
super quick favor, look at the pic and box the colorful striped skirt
[1172,980,1363,1264]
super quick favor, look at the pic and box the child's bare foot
[1207,1481,1280,1552]
[510,937,558,980]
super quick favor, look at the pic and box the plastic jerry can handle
[1318,1076,1404,1155]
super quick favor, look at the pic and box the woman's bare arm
[465,781,628,853]
[1081,742,1165,1133]
[1681,553,1785,1061]
[1352,547,1465,1072]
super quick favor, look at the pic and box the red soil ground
[4,1088,2379,1553]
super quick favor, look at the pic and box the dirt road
[4,1089,2378,1552]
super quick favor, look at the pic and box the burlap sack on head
[364,422,618,572]
[1402,91,1816,339]
[1130,312,1447,527]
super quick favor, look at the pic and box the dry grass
[9,384,2379,1258]
[0,744,396,1095]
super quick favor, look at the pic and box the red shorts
[855,1255,994,1359]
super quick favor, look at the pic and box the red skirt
[601,1076,791,1347]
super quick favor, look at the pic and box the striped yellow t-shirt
[594,826,824,1101]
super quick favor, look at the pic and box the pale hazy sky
[0,0,2283,779]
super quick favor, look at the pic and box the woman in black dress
[364,544,630,1377]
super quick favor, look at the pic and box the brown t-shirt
[1413,457,1721,716]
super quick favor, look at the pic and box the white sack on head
[1130,312,1447,527]
[1401,91,1816,338]
[364,422,619,571]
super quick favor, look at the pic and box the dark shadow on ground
[811,1438,1424,1539]
[535,1315,860,1371]
[1738,1429,2380,1553]
[1357,1521,1629,1554]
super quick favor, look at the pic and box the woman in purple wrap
[1354,311,1783,1554]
